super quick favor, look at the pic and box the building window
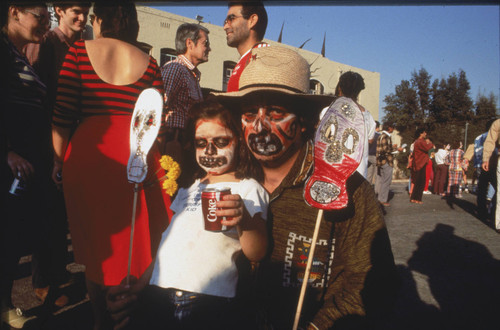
[160,48,177,67]
[222,61,236,91]
[310,80,324,95]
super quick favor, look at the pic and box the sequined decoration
[325,140,343,163]
[341,128,359,155]
[341,102,356,120]
[310,181,341,204]
[320,115,338,143]
[133,111,157,144]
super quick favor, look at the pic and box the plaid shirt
[376,131,394,167]
[445,149,464,171]
[161,55,203,129]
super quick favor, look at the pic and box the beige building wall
[135,6,380,120]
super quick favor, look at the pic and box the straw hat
[214,46,334,110]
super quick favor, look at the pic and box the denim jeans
[134,285,237,330]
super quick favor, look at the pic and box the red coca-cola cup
[201,187,231,232]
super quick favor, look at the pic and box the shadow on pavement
[382,265,442,330]
[443,196,479,218]
[444,196,496,230]
[401,224,500,330]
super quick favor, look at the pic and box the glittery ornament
[310,181,341,204]
[341,128,359,155]
[304,96,365,210]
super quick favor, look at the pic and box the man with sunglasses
[224,1,268,92]
[23,1,90,309]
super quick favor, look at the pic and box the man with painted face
[224,1,268,92]
[215,46,398,329]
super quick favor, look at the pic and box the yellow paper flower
[162,180,178,197]
[158,155,181,196]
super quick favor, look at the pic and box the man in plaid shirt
[375,122,401,206]
[161,23,211,164]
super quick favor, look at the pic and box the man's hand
[482,161,489,172]
[7,151,34,180]
[106,276,139,330]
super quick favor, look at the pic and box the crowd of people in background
[401,121,497,215]
[387,120,498,231]
[1,1,498,330]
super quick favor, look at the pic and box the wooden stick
[292,209,324,330]
[126,183,139,286]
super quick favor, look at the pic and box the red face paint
[195,119,236,175]
[242,105,300,163]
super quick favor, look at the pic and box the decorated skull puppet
[304,96,365,210]
[127,88,163,183]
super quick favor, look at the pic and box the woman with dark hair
[0,2,50,321]
[91,1,139,45]
[410,128,434,204]
[444,141,465,198]
[335,71,377,178]
[51,2,171,328]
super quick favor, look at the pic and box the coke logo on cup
[207,199,217,222]
[202,187,231,232]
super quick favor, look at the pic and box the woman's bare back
[85,38,150,86]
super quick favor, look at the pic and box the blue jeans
[134,285,237,329]
[477,168,496,219]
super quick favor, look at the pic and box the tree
[411,67,431,120]
[383,67,482,174]
[468,92,499,142]
[383,68,431,143]
[475,92,498,120]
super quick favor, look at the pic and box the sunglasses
[223,14,244,25]
[89,14,96,25]
[24,9,50,27]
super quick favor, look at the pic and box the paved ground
[2,182,499,329]
[381,182,500,330]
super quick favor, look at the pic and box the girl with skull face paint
[142,98,268,328]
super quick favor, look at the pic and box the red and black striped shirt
[53,40,164,130]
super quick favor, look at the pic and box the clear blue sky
[147,3,499,118]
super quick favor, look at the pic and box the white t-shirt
[434,148,449,165]
[150,178,268,298]
[357,110,376,177]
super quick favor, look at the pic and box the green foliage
[383,67,498,157]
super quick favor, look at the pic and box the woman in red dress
[51,3,171,328]
[410,128,434,203]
